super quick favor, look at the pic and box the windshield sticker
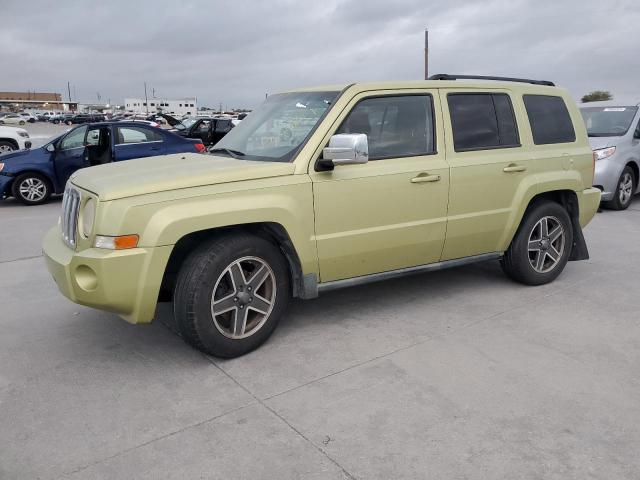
[604,108,626,112]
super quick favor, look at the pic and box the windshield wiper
[209,147,246,158]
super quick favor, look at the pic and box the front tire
[501,201,573,285]
[604,166,635,210]
[19,120,25,125]
[0,140,17,154]
[11,173,52,205]
[173,233,290,358]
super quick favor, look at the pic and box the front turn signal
[94,234,139,250]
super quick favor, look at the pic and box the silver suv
[581,101,640,209]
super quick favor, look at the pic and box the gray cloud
[1,0,638,108]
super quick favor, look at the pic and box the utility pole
[424,29,429,80]
[144,81,149,115]
[67,82,71,103]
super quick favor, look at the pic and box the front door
[310,91,450,282]
[54,125,89,187]
[438,89,535,260]
[190,119,213,144]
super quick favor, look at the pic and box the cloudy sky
[2,0,639,108]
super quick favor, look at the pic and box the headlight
[18,131,29,138]
[593,146,616,161]
[81,198,96,238]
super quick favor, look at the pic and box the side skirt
[315,252,502,295]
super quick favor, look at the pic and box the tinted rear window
[448,93,520,151]
[523,95,575,144]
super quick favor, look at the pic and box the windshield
[211,91,339,162]
[175,117,197,131]
[580,106,638,137]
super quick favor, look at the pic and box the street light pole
[424,29,429,80]
[144,82,149,115]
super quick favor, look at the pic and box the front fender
[104,177,318,276]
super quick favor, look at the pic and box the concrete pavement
[1,197,639,479]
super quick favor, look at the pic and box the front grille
[61,187,80,248]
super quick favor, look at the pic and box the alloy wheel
[210,256,276,339]
[18,177,47,202]
[527,216,565,273]
[0,144,15,154]
[619,172,634,206]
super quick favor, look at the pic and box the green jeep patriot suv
[43,75,601,358]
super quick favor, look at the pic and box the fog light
[75,265,98,291]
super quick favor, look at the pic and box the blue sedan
[0,121,206,205]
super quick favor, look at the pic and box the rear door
[439,89,535,260]
[53,125,89,186]
[113,125,164,161]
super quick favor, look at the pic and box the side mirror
[634,128,640,139]
[317,133,369,171]
[45,143,55,153]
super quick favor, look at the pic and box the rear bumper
[42,225,173,324]
[578,187,601,228]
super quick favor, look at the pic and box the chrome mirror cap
[322,133,369,166]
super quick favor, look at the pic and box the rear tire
[173,233,290,358]
[603,166,635,210]
[501,201,573,285]
[11,173,52,205]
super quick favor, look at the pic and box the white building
[124,97,197,116]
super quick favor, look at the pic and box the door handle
[503,164,526,173]
[411,173,441,183]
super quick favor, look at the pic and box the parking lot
[1,173,639,479]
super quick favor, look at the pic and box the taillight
[194,143,206,153]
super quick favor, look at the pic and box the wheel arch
[158,222,307,303]
[7,169,54,196]
[0,137,19,150]
[508,189,589,261]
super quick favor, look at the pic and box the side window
[523,95,576,144]
[59,126,88,150]
[115,126,162,145]
[215,120,231,133]
[86,128,101,146]
[337,95,435,159]
[447,93,520,151]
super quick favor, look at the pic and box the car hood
[588,136,620,150]
[70,153,296,201]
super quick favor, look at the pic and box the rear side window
[116,126,162,144]
[448,93,520,151]
[337,95,435,159]
[523,95,575,144]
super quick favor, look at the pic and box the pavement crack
[204,354,358,480]
[0,254,43,264]
[59,402,258,479]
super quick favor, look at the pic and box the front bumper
[0,175,12,199]
[577,187,601,228]
[593,159,622,202]
[42,225,173,324]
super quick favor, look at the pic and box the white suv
[0,125,31,155]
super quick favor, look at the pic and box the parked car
[49,113,74,124]
[0,125,31,155]
[19,112,38,123]
[66,113,106,125]
[0,121,206,205]
[580,101,640,210]
[163,114,234,145]
[42,75,600,358]
[0,114,27,126]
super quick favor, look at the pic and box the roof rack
[429,74,555,87]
